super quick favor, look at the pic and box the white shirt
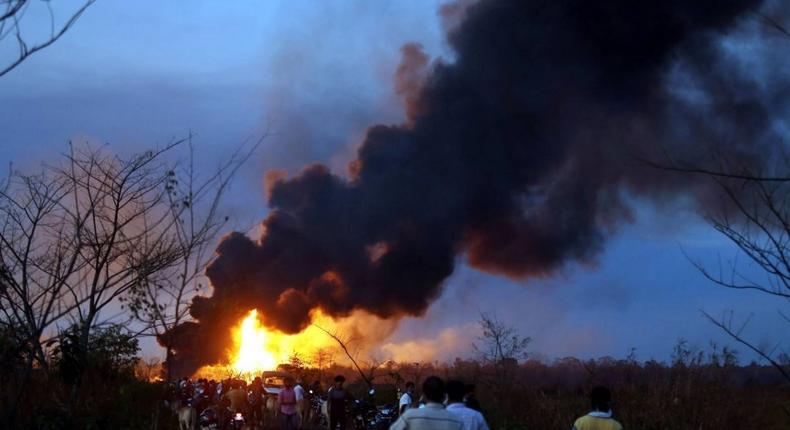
[399,392,413,411]
[446,403,489,430]
[294,384,305,402]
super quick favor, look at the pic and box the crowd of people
[169,374,317,429]
[390,376,621,430]
[169,374,622,430]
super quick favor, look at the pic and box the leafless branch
[701,310,790,383]
[0,0,95,78]
[313,323,373,388]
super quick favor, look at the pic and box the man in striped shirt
[390,376,462,430]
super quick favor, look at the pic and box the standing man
[390,376,462,430]
[223,380,248,415]
[399,382,416,415]
[278,376,299,430]
[462,385,482,412]
[327,375,350,430]
[294,377,307,428]
[446,380,489,430]
[248,377,264,428]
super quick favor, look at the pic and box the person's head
[421,376,446,404]
[590,386,612,412]
[333,375,346,388]
[284,376,295,388]
[297,377,303,385]
[405,381,415,393]
[446,380,465,403]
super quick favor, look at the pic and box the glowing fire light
[194,308,339,381]
[193,308,391,381]
[232,310,277,374]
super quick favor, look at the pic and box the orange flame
[195,309,348,381]
[232,309,277,374]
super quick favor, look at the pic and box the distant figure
[294,377,307,428]
[462,384,481,412]
[390,376,463,430]
[446,380,489,430]
[572,386,623,430]
[399,381,416,415]
[279,376,300,430]
[327,375,350,430]
[248,377,264,426]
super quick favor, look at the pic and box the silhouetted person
[446,380,489,430]
[223,380,247,414]
[572,386,623,430]
[462,384,481,412]
[327,375,350,430]
[248,377,264,427]
[390,376,462,430]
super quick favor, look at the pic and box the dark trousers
[281,412,298,430]
[329,414,346,430]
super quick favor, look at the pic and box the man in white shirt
[445,380,489,430]
[399,381,415,415]
[294,377,306,428]
[390,376,462,430]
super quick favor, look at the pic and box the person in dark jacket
[327,375,351,430]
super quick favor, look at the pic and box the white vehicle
[260,371,294,415]
[262,371,293,396]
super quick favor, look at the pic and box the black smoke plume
[163,0,789,376]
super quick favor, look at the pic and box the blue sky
[0,0,784,363]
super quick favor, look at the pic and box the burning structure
[162,0,790,377]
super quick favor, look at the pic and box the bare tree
[122,133,263,380]
[135,356,163,382]
[0,0,95,77]
[0,139,196,424]
[474,312,531,366]
[0,167,81,425]
[473,312,530,428]
[651,137,790,384]
[311,347,335,382]
[665,160,790,383]
[52,141,189,374]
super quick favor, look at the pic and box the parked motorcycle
[371,404,396,429]
[228,410,246,430]
[351,388,397,430]
[198,407,219,430]
[310,389,329,428]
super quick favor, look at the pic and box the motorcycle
[198,407,219,430]
[351,388,391,430]
[371,404,396,429]
[228,410,246,430]
[309,389,328,428]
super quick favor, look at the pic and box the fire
[194,308,348,381]
[232,310,277,374]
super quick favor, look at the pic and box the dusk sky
[1,0,785,364]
